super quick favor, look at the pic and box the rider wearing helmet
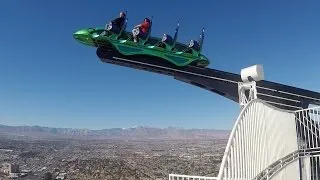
[132,18,150,42]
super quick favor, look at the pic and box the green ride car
[73,15,210,68]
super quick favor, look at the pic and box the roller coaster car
[73,15,210,68]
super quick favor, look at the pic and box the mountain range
[0,124,230,140]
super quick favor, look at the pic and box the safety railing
[169,174,218,180]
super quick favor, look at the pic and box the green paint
[165,55,190,64]
[73,27,210,67]
[117,45,143,53]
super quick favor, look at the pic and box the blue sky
[1,0,320,130]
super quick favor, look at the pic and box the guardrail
[169,174,218,180]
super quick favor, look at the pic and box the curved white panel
[217,99,298,180]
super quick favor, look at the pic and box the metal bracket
[238,81,257,109]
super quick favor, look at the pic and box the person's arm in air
[134,23,142,28]
[135,22,148,29]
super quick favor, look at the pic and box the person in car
[101,11,126,35]
[132,18,150,42]
[110,11,126,32]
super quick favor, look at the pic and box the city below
[0,124,229,180]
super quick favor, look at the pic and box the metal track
[96,48,320,110]
[253,148,320,180]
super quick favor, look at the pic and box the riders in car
[101,11,126,35]
[132,18,151,42]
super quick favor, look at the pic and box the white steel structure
[168,65,320,180]
[217,99,300,180]
[169,174,218,180]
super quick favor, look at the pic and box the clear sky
[1,0,320,130]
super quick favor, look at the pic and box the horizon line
[0,123,231,131]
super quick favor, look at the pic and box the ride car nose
[74,29,89,36]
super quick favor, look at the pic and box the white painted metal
[238,81,257,108]
[240,64,264,83]
[217,99,299,180]
[295,106,320,180]
[169,174,218,180]
[167,97,320,180]
[295,107,320,150]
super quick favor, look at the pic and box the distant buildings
[1,163,20,179]
[43,172,53,180]
[55,172,67,180]
[2,163,19,174]
[9,163,19,174]
[43,171,67,180]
